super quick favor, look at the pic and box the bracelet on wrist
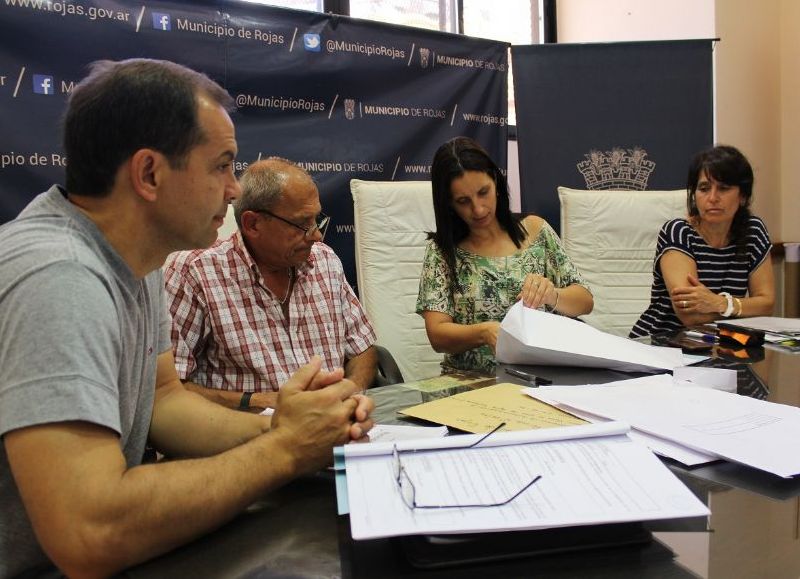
[719,292,734,318]
[733,296,743,317]
[546,289,560,313]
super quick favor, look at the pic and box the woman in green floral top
[416,137,593,374]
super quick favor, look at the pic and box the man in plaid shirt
[164,158,377,412]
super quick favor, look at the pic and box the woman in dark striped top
[630,145,775,337]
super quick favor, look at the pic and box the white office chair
[350,179,443,382]
[558,187,686,336]
[218,203,238,240]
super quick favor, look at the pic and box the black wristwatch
[239,392,253,409]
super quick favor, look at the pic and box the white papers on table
[540,402,717,467]
[365,424,448,444]
[344,423,709,540]
[344,421,625,457]
[627,430,718,466]
[719,316,800,336]
[527,374,800,478]
[682,353,712,365]
[496,301,686,373]
[672,366,737,393]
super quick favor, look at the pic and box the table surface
[125,344,800,579]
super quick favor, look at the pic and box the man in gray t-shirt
[0,59,373,579]
[0,185,169,577]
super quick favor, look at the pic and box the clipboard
[397,522,655,569]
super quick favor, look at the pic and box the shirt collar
[233,229,317,281]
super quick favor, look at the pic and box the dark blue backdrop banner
[511,40,713,232]
[0,0,508,289]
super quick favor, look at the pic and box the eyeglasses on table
[392,422,543,510]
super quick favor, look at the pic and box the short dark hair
[429,137,524,297]
[64,59,234,197]
[687,144,754,256]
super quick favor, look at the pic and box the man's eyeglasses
[392,423,543,510]
[255,210,330,240]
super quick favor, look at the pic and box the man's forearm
[183,381,279,413]
[7,356,358,578]
[7,421,302,579]
[344,346,378,391]
[183,381,242,409]
[150,382,271,457]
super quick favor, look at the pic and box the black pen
[505,368,552,386]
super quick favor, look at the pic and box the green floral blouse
[416,221,589,374]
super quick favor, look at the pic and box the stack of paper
[344,422,710,540]
[496,301,686,373]
[527,374,800,478]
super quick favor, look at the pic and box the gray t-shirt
[0,186,171,578]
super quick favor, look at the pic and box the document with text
[344,423,709,540]
[548,404,718,466]
[528,374,800,478]
[398,382,586,433]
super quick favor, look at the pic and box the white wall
[557,0,714,43]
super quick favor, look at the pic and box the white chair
[558,187,686,336]
[218,203,238,240]
[350,179,443,381]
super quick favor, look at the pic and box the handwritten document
[399,383,586,433]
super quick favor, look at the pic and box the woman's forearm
[552,284,594,317]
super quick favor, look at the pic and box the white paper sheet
[343,421,628,458]
[720,316,800,336]
[682,353,712,365]
[365,424,448,444]
[527,374,800,478]
[345,429,709,540]
[536,399,718,467]
[672,366,737,392]
[496,301,685,373]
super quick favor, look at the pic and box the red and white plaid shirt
[163,231,376,392]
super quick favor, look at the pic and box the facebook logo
[152,12,171,31]
[303,33,321,52]
[32,74,53,95]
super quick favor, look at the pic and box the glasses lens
[392,447,401,479]
[399,469,416,509]
[309,214,330,240]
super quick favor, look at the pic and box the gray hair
[234,157,311,229]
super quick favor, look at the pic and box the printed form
[344,423,709,540]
